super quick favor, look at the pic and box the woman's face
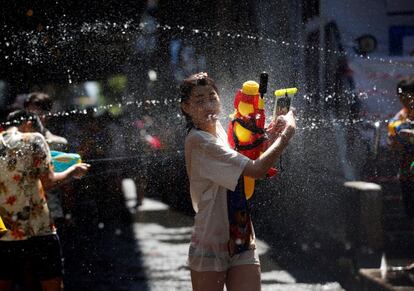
[182,85,221,126]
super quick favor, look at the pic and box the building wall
[322,0,414,56]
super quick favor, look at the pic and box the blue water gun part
[50,150,82,172]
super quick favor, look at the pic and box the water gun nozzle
[274,88,298,97]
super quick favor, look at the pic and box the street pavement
[62,179,345,291]
[133,198,344,291]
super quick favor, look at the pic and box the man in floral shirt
[0,110,89,291]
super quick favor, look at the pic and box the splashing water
[0,94,387,135]
[2,20,413,69]
[1,20,409,133]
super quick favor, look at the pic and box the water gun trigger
[50,150,82,173]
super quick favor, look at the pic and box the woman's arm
[243,110,296,179]
[40,163,90,191]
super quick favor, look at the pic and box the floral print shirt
[0,127,56,241]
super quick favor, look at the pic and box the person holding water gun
[180,72,296,291]
[0,110,89,291]
[387,79,414,228]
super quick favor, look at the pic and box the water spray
[2,21,413,69]
[50,150,152,175]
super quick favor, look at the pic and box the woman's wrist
[281,126,295,141]
[278,132,289,146]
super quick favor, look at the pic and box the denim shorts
[188,245,260,272]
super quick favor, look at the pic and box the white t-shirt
[184,122,250,271]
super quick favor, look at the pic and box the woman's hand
[282,110,297,140]
[70,163,90,179]
[41,162,90,190]
[268,110,296,142]
[266,116,286,142]
[243,109,297,179]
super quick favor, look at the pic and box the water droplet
[148,69,157,81]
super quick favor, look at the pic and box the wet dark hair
[24,92,53,112]
[179,72,218,132]
[6,110,45,133]
[397,79,414,97]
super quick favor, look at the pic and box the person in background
[24,92,69,230]
[387,79,414,229]
[0,110,89,291]
[180,72,296,291]
[24,92,68,149]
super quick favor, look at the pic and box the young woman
[180,72,296,291]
